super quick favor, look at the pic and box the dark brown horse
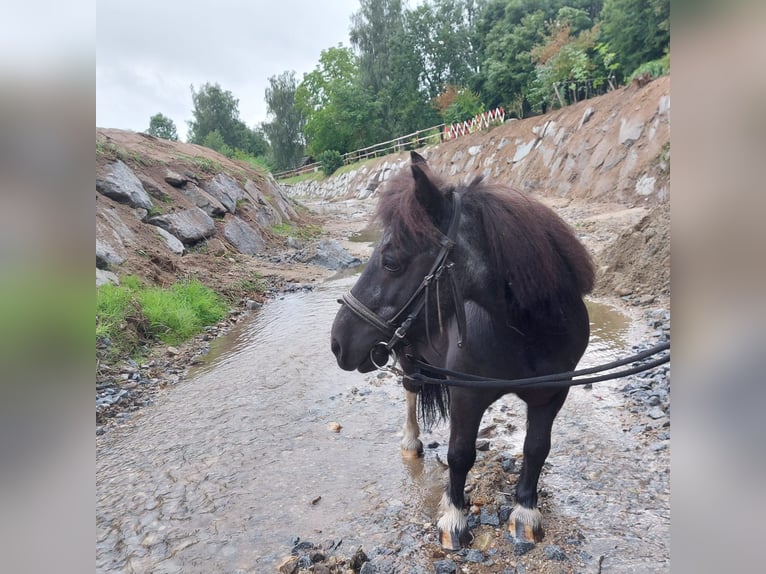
[331,152,594,549]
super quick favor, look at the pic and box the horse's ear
[410,151,427,165]
[411,159,445,220]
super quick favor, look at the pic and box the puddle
[97,281,666,573]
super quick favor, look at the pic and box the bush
[627,52,670,83]
[319,149,344,176]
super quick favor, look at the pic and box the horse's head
[331,152,464,372]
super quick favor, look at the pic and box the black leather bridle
[338,192,466,368]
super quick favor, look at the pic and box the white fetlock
[437,492,467,550]
[509,506,544,543]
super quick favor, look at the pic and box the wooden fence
[273,107,505,180]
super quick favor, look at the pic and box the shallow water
[96,277,667,573]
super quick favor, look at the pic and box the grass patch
[271,222,322,241]
[277,171,324,185]
[97,276,228,358]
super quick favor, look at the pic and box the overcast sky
[97,0,362,141]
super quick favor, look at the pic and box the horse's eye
[382,257,401,273]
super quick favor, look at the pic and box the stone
[148,207,216,245]
[97,160,154,210]
[181,183,227,217]
[544,544,567,561]
[310,239,362,270]
[433,559,457,573]
[359,562,376,574]
[96,268,119,287]
[223,216,265,255]
[512,140,535,163]
[480,508,500,526]
[96,238,125,269]
[619,116,644,145]
[468,145,482,156]
[206,238,227,257]
[579,107,594,128]
[164,168,188,187]
[276,555,298,574]
[202,173,242,213]
[514,540,535,556]
[154,227,184,255]
[465,549,485,563]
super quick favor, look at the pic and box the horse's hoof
[509,507,544,543]
[439,528,463,551]
[400,438,423,458]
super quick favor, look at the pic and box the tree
[262,71,305,171]
[201,129,233,157]
[599,0,669,80]
[147,113,178,141]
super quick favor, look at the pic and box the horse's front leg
[438,391,488,550]
[511,389,569,543]
[401,389,423,457]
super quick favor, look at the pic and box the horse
[330,151,595,550]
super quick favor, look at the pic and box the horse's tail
[418,382,450,430]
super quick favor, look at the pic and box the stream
[96,273,669,573]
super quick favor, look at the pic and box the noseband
[339,192,466,369]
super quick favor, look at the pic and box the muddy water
[96,279,668,573]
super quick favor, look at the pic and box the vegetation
[318,150,344,176]
[271,222,322,241]
[96,277,228,358]
[147,113,179,141]
[157,0,668,174]
[263,71,305,171]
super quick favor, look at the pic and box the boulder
[153,227,184,255]
[148,207,216,245]
[164,168,188,187]
[181,183,227,217]
[310,239,361,270]
[96,238,125,269]
[223,216,265,255]
[202,173,242,213]
[96,268,119,287]
[96,160,153,210]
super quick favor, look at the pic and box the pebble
[432,559,457,573]
[544,544,567,561]
[465,549,485,563]
[514,540,535,555]
[480,508,500,526]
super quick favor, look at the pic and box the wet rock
[97,160,154,210]
[513,540,535,556]
[544,544,567,561]
[433,559,457,573]
[296,554,312,569]
[502,457,517,473]
[291,540,314,554]
[309,239,362,270]
[427,441,440,449]
[480,508,500,526]
[499,505,513,523]
[465,549,485,563]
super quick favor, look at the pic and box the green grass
[97,276,228,357]
[271,222,322,241]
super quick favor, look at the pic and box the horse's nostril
[331,338,341,357]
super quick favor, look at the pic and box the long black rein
[404,340,670,391]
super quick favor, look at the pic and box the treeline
[147,0,669,173]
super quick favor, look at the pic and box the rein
[339,192,465,367]
[402,340,670,391]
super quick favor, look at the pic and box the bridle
[338,192,466,369]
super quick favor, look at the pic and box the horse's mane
[375,172,595,311]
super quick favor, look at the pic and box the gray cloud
[97,0,360,140]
